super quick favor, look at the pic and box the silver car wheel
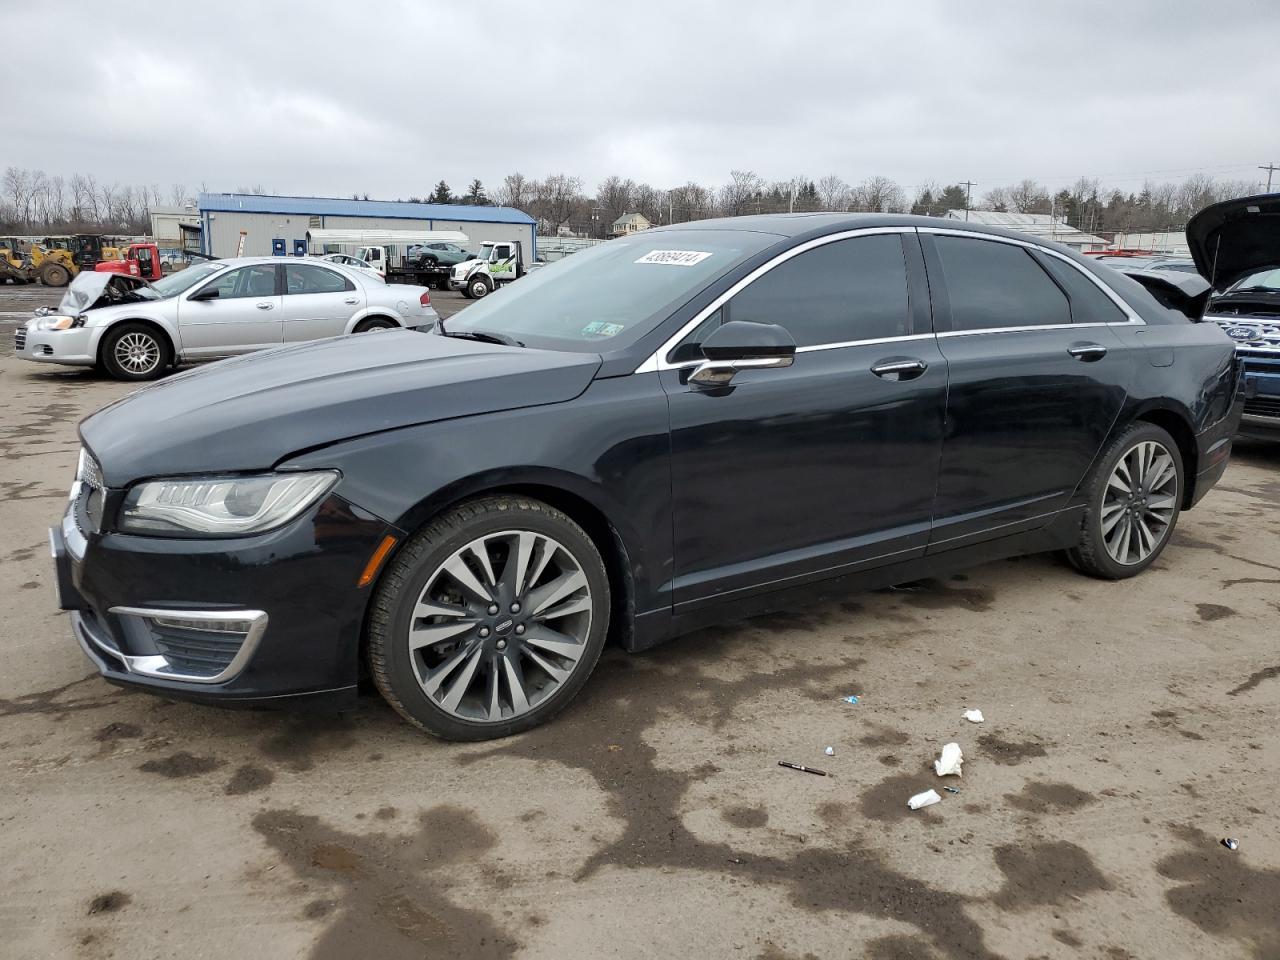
[1101,440,1178,565]
[114,331,161,375]
[407,529,593,723]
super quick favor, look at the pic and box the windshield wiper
[440,328,525,347]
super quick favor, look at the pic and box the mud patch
[258,716,357,772]
[93,721,141,743]
[225,764,274,796]
[722,805,768,829]
[1195,603,1236,622]
[0,674,116,719]
[87,891,131,915]
[978,733,1049,766]
[1052,929,1083,947]
[888,579,994,612]
[992,840,1111,909]
[858,724,910,749]
[254,805,517,960]
[1004,782,1096,815]
[375,806,399,821]
[138,752,224,779]
[860,773,939,824]
[1227,665,1280,697]
[1157,825,1280,957]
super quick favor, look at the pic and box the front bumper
[52,493,395,709]
[1235,349,1280,441]
[14,324,96,366]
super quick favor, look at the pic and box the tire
[353,317,397,333]
[368,495,611,741]
[40,262,70,287]
[468,276,490,299]
[1066,422,1184,580]
[100,323,172,381]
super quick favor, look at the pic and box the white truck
[306,228,471,289]
[448,240,529,299]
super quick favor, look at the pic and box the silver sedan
[14,257,439,381]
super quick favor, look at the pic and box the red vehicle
[95,243,162,281]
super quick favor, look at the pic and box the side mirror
[690,321,796,387]
[188,285,220,301]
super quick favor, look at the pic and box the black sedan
[52,214,1242,740]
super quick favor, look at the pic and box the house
[611,213,651,236]
[943,210,1107,253]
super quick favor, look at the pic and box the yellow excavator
[0,238,35,285]
[28,235,108,286]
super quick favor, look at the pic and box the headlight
[30,315,83,331]
[118,471,339,537]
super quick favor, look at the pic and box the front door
[661,231,946,611]
[280,262,363,342]
[177,263,284,358]
[488,243,517,282]
[920,232,1132,549]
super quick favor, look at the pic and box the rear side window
[934,236,1070,331]
[728,234,910,347]
[284,264,355,295]
[1035,254,1129,324]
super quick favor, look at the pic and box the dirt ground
[1,283,1278,960]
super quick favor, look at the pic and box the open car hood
[51,272,154,316]
[1186,193,1280,291]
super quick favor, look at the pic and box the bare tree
[720,170,763,217]
[169,183,192,207]
[667,181,712,222]
[632,183,663,224]
[851,176,906,213]
[531,174,583,235]
[597,176,636,229]
[817,174,851,211]
[3,166,32,228]
[493,172,532,209]
[981,186,1010,212]
[1007,178,1050,214]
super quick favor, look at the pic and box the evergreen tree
[429,180,453,204]
[463,179,489,205]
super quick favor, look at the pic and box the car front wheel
[368,495,611,740]
[100,323,172,381]
[1067,422,1183,579]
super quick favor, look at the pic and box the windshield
[150,261,224,298]
[1225,267,1280,293]
[445,230,777,351]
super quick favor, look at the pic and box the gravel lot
[1,281,1278,960]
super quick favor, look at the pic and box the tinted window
[934,236,1070,331]
[1036,253,1127,324]
[728,234,910,347]
[284,264,354,295]
[201,264,278,300]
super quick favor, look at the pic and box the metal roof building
[197,193,537,261]
[943,210,1107,252]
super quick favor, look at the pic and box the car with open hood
[51,213,1241,740]
[1189,194,1280,440]
[14,256,437,381]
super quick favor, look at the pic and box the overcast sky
[3,1,1278,201]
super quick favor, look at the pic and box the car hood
[81,330,602,487]
[1186,193,1280,291]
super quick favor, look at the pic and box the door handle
[1067,342,1107,361]
[256,302,274,310]
[871,358,928,381]
[344,297,359,304]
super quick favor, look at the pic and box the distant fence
[537,237,607,262]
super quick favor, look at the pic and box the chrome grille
[1215,319,1280,353]
[1244,396,1280,419]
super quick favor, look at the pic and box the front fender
[85,311,184,359]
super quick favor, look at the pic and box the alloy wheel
[407,530,593,722]
[114,332,161,375]
[1101,440,1178,565]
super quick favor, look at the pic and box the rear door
[920,231,1134,550]
[280,262,363,342]
[177,263,284,358]
[661,230,946,610]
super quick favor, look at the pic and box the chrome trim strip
[936,321,1114,338]
[104,606,268,684]
[915,226,1145,326]
[796,332,935,354]
[636,226,917,373]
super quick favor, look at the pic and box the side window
[728,234,911,347]
[494,244,512,259]
[934,236,1070,331]
[285,264,355,295]
[200,264,278,300]
[1035,253,1129,324]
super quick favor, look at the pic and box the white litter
[908,789,942,810]
[934,742,964,777]
[824,746,835,757]
[963,709,985,724]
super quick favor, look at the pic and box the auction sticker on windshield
[635,250,713,266]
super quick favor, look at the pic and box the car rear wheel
[368,495,611,740]
[468,276,490,299]
[353,317,396,333]
[100,323,172,381]
[1066,422,1183,579]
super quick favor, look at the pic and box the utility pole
[1261,162,1279,193]
[961,180,976,221]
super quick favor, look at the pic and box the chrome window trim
[635,226,917,373]
[917,226,1145,329]
[101,606,269,684]
[796,332,935,353]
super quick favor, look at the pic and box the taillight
[419,291,431,307]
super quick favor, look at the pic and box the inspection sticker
[635,250,713,266]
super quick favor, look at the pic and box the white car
[14,257,438,381]
[320,253,383,281]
